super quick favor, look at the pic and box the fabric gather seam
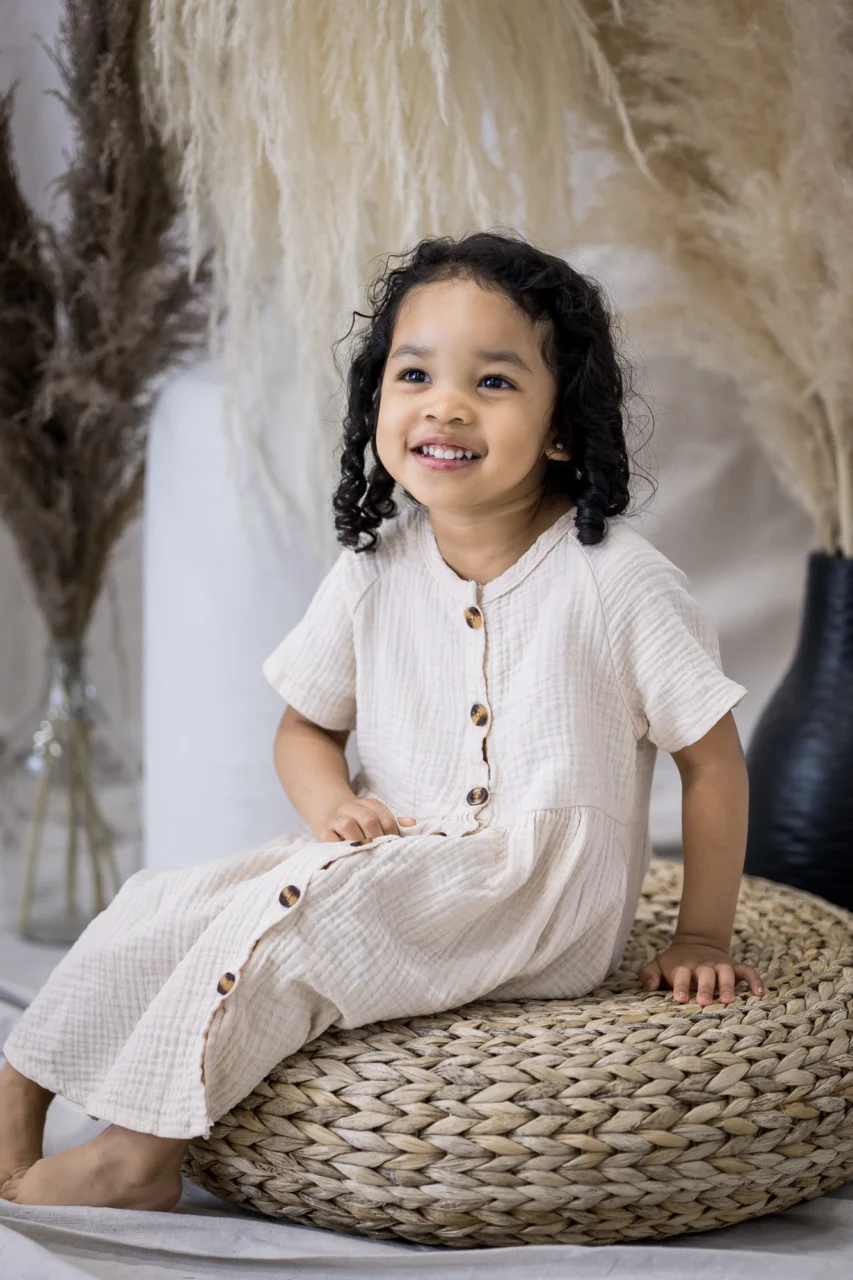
[518,804,646,829]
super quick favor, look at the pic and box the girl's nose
[425,402,470,425]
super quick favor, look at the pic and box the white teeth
[418,445,477,460]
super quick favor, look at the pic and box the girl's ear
[545,439,572,461]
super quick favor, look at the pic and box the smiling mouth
[411,444,482,470]
[412,450,480,470]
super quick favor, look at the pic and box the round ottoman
[182,859,853,1247]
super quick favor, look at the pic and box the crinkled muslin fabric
[3,504,746,1139]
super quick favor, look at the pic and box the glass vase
[0,638,142,945]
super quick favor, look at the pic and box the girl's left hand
[639,940,764,1005]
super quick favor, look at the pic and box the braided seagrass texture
[182,859,853,1248]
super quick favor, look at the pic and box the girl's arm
[675,764,747,953]
[670,711,748,949]
[639,711,763,1003]
[273,704,356,836]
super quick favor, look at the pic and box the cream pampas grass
[137,0,648,563]
[570,0,853,557]
[138,0,853,560]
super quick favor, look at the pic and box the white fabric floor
[3,979,853,1277]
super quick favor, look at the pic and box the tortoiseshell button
[216,972,236,995]
[464,606,483,629]
[349,839,372,846]
[431,831,448,836]
[470,703,489,726]
[466,786,489,805]
[279,884,301,907]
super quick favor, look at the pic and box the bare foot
[0,1063,54,1196]
[1,1125,186,1211]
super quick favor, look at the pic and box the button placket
[463,596,491,812]
[216,861,313,997]
[212,844,333,1003]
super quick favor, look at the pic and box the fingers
[714,964,736,1004]
[686,964,765,1004]
[319,806,382,843]
[694,964,720,1005]
[663,963,766,1004]
[639,961,661,991]
[671,965,693,1003]
[364,800,417,836]
[321,800,418,843]
[734,964,765,996]
[363,801,403,837]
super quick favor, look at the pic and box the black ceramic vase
[744,549,853,910]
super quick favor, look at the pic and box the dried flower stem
[66,742,80,918]
[69,717,105,915]
[70,714,122,902]
[18,714,122,936]
[18,753,55,936]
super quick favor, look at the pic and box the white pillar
[141,361,353,868]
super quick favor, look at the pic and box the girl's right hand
[317,797,416,844]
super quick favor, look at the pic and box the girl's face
[375,277,560,514]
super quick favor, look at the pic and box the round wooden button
[464,606,483,629]
[217,972,236,995]
[470,703,489,726]
[279,884,301,907]
[466,786,489,805]
[431,831,448,837]
[349,839,372,846]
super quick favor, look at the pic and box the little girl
[0,229,763,1211]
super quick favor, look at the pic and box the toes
[0,1167,29,1201]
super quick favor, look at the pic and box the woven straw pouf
[182,858,853,1247]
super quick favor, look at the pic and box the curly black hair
[331,228,654,552]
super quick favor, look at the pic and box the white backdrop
[0,1,816,870]
[140,360,362,865]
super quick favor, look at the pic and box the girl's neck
[426,493,575,587]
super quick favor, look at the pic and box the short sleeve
[605,548,747,754]
[262,551,356,731]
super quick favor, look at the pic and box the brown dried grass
[0,0,212,643]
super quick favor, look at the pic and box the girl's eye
[399,368,513,390]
